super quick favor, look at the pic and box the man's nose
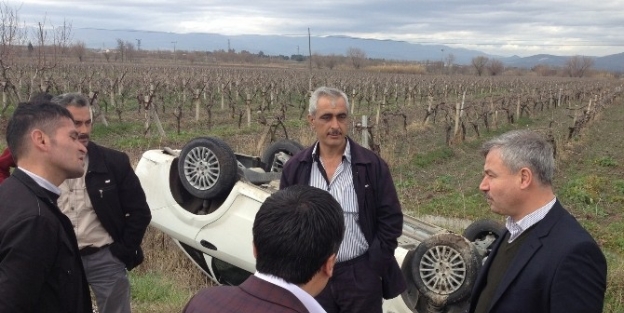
[77,124,88,134]
[479,177,488,191]
[78,141,87,153]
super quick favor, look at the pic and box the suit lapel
[487,202,565,310]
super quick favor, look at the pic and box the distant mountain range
[73,28,624,72]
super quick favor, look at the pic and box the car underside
[135,136,503,313]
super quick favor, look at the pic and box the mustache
[328,130,342,136]
[78,133,90,141]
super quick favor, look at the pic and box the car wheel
[463,219,504,258]
[178,137,238,200]
[410,233,480,305]
[261,139,304,172]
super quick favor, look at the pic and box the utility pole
[172,41,177,62]
[308,28,312,92]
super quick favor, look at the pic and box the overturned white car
[135,137,502,313]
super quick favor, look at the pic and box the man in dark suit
[183,185,345,313]
[469,130,607,313]
[0,101,92,312]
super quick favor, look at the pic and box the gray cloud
[7,0,624,56]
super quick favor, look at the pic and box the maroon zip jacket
[0,148,15,184]
[279,137,406,299]
[184,275,309,313]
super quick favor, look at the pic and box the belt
[79,244,110,257]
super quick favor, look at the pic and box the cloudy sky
[6,0,624,57]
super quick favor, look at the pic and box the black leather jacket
[85,141,152,270]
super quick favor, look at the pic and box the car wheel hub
[419,245,466,295]
[184,146,220,190]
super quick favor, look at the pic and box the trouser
[315,253,383,313]
[81,246,131,313]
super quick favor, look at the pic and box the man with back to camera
[0,101,92,312]
[51,92,152,313]
[183,184,346,313]
[280,86,406,313]
[469,129,607,313]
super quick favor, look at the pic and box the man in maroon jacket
[280,86,406,313]
[184,185,345,313]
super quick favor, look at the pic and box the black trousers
[315,253,383,313]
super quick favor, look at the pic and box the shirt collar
[311,139,352,164]
[505,197,556,242]
[18,167,62,195]
[255,272,326,313]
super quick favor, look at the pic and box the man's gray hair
[309,86,350,115]
[51,92,89,108]
[481,130,555,185]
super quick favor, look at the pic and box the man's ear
[519,167,532,189]
[252,243,258,260]
[307,114,314,128]
[323,254,337,277]
[31,129,48,151]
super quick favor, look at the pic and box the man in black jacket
[51,93,152,313]
[280,86,406,313]
[0,101,92,312]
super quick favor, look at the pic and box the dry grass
[365,63,428,75]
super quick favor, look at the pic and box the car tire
[410,233,480,305]
[463,219,504,241]
[261,139,304,172]
[463,219,504,258]
[178,137,238,200]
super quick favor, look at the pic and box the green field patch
[130,271,192,309]
[410,146,454,168]
[595,156,618,167]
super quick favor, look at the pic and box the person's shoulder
[545,205,601,246]
[89,142,130,163]
[0,186,60,230]
[294,144,314,160]
[349,138,385,164]
[184,285,240,312]
[90,142,127,157]
[283,144,313,170]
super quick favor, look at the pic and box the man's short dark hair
[30,92,54,104]
[253,185,345,285]
[6,101,74,162]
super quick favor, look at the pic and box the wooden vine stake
[143,83,166,138]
